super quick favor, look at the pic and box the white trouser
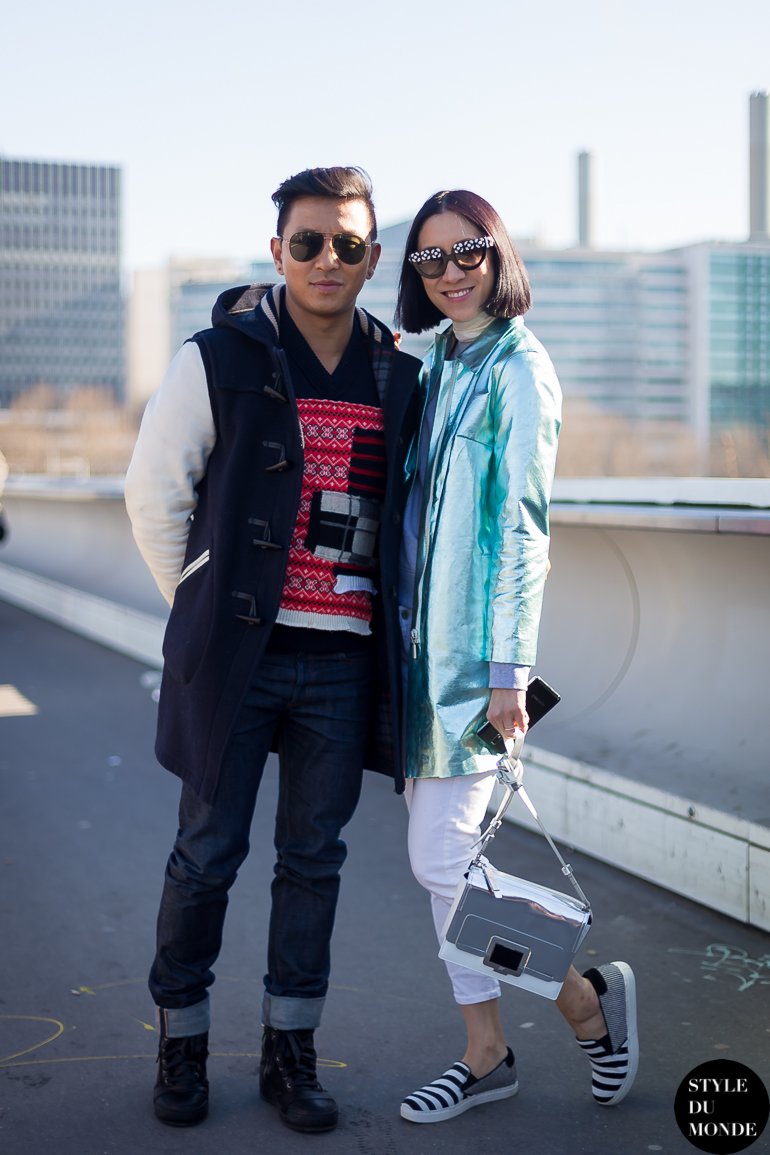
[404,771,501,1005]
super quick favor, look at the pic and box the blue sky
[2,0,768,268]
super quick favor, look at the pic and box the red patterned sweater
[276,397,386,635]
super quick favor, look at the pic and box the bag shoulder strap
[472,734,591,911]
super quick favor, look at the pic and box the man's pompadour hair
[272,166,377,239]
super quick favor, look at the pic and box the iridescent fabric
[405,317,561,779]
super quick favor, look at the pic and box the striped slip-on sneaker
[577,961,639,1106]
[400,1048,518,1124]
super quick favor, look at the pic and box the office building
[0,157,124,406]
[681,239,770,441]
[127,94,770,456]
[523,247,690,424]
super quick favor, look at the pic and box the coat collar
[437,315,525,371]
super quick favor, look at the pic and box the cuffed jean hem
[262,994,325,1030]
[157,995,210,1038]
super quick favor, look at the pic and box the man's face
[270,196,380,324]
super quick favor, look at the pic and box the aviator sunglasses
[408,235,495,279]
[281,230,372,266]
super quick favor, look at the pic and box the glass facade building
[523,250,690,423]
[0,157,124,406]
[707,245,770,429]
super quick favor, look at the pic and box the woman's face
[415,211,496,325]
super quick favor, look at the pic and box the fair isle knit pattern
[277,398,386,635]
[578,961,639,1106]
[400,1050,518,1124]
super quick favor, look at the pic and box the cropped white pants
[404,770,502,1006]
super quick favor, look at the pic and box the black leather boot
[154,1029,209,1126]
[259,1027,338,1132]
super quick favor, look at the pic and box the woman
[394,190,638,1123]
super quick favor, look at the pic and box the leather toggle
[248,518,282,550]
[232,591,263,625]
[264,350,290,403]
[263,373,288,402]
[262,441,290,473]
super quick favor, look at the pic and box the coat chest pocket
[452,434,494,505]
[448,433,494,532]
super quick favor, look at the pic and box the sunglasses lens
[408,251,445,278]
[455,243,487,270]
[332,234,367,265]
[288,231,324,262]
[410,255,446,278]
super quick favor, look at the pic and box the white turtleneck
[452,312,495,346]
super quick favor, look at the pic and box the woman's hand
[487,687,528,738]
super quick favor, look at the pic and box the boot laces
[275,1029,319,1088]
[158,1034,207,1085]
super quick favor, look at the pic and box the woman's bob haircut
[395,190,531,334]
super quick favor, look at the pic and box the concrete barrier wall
[0,480,168,618]
[1,477,769,927]
[536,517,770,821]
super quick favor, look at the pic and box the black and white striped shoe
[400,1048,518,1124]
[577,961,639,1106]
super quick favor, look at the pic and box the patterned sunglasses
[408,235,495,279]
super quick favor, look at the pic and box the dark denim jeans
[149,649,372,1036]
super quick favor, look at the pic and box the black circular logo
[675,1060,769,1153]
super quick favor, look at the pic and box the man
[124,167,420,1133]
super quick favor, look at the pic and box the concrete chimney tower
[577,151,593,248]
[749,91,769,240]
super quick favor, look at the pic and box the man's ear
[270,236,284,275]
[365,241,382,280]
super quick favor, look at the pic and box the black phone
[475,676,561,755]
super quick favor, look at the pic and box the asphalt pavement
[1,599,769,1155]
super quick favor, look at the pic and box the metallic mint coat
[405,316,562,778]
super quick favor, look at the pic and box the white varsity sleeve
[124,342,216,606]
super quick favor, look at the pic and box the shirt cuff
[489,662,530,691]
